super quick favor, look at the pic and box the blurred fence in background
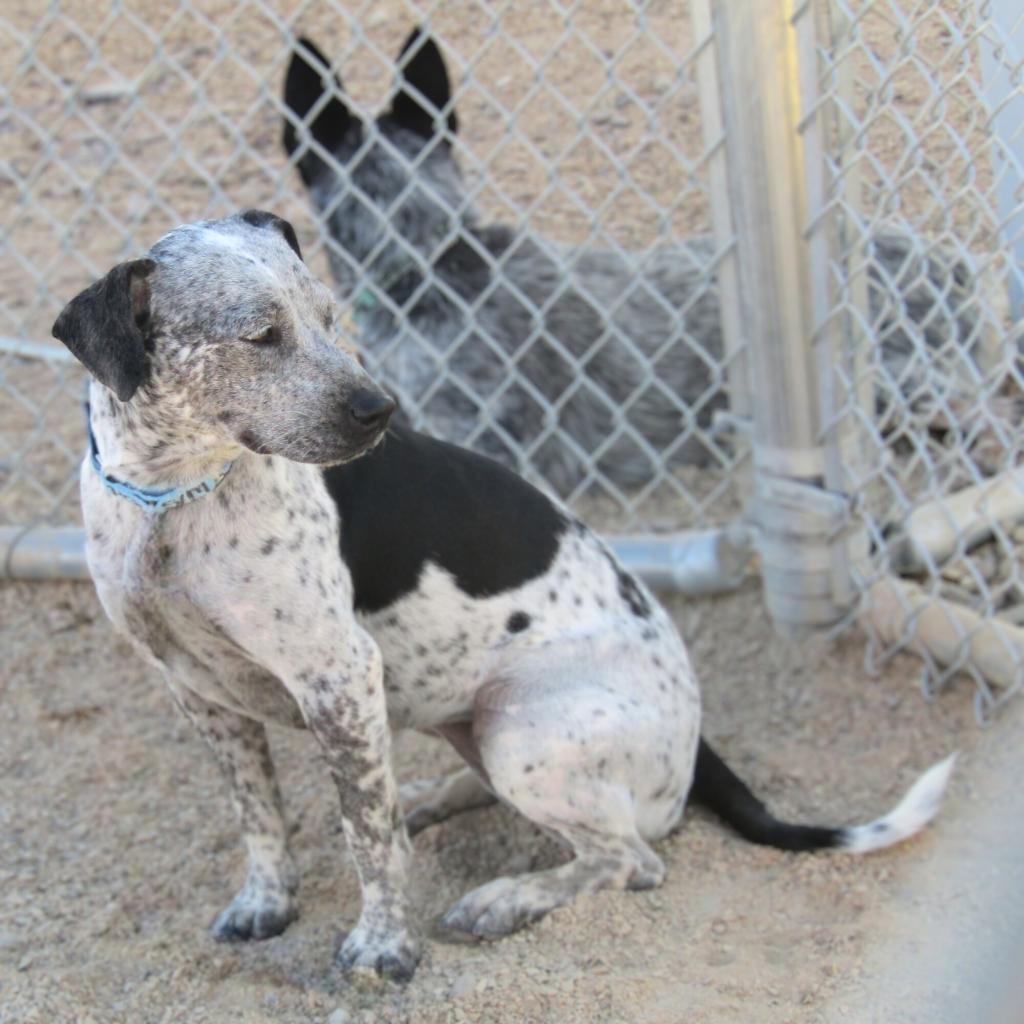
[798,0,1024,717]
[1,0,1022,715]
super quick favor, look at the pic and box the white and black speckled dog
[53,211,955,983]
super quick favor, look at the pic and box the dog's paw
[438,877,540,940]
[398,779,444,836]
[336,920,421,983]
[404,805,446,837]
[399,771,495,836]
[211,881,298,943]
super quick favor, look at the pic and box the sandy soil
[2,574,1010,1024]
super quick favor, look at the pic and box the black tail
[689,738,842,852]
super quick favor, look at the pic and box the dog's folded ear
[239,209,303,261]
[283,37,359,186]
[391,26,458,139]
[52,258,155,403]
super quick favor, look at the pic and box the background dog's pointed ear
[51,258,155,403]
[283,37,359,186]
[391,27,458,139]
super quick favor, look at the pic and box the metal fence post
[692,0,752,506]
[712,0,854,631]
[981,0,1024,322]
[800,0,875,614]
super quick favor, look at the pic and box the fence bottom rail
[0,524,756,594]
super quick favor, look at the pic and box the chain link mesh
[807,0,1024,716]
[1,0,743,535]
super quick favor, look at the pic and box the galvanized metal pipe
[610,525,754,595]
[0,524,755,594]
[981,0,1024,322]
[0,526,91,581]
[714,0,821,475]
[714,0,854,632]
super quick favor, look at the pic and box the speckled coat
[54,211,953,985]
[57,211,699,982]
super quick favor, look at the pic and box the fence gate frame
[702,0,871,635]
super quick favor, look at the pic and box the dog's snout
[349,389,396,432]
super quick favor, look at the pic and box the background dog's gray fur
[285,30,991,497]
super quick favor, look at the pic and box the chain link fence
[802,0,1024,718]
[3,0,741,537]
[2,1,1022,713]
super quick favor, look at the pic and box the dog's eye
[244,326,278,344]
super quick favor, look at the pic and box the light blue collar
[86,411,235,515]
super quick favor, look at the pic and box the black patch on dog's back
[323,425,568,613]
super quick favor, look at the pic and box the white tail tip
[840,753,958,854]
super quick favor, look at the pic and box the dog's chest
[82,456,344,725]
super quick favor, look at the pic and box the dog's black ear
[283,37,359,186]
[239,209,303,261]
[51,259,155,403]
[391,27,458,139]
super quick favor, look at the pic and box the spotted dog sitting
[53,211,955,982]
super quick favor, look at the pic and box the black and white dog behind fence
[282,26,1004,497]
[53,210,954,982]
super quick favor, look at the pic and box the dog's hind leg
[168,681,298,941]
[438,785,663,939]
[401,721,497,835]
[400,766,496,836]
[437,675,667,939]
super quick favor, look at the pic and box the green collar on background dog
[350,240,453,326]
[352,287,380,325]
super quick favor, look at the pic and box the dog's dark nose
[349,389,396,431]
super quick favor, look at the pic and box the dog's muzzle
[348,388,396,438]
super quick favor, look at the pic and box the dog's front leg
[286,625,419,982]
[167,680,298,941]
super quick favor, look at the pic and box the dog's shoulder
[322,425,569,613]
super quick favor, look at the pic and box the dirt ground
[3,574,1019,1024]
